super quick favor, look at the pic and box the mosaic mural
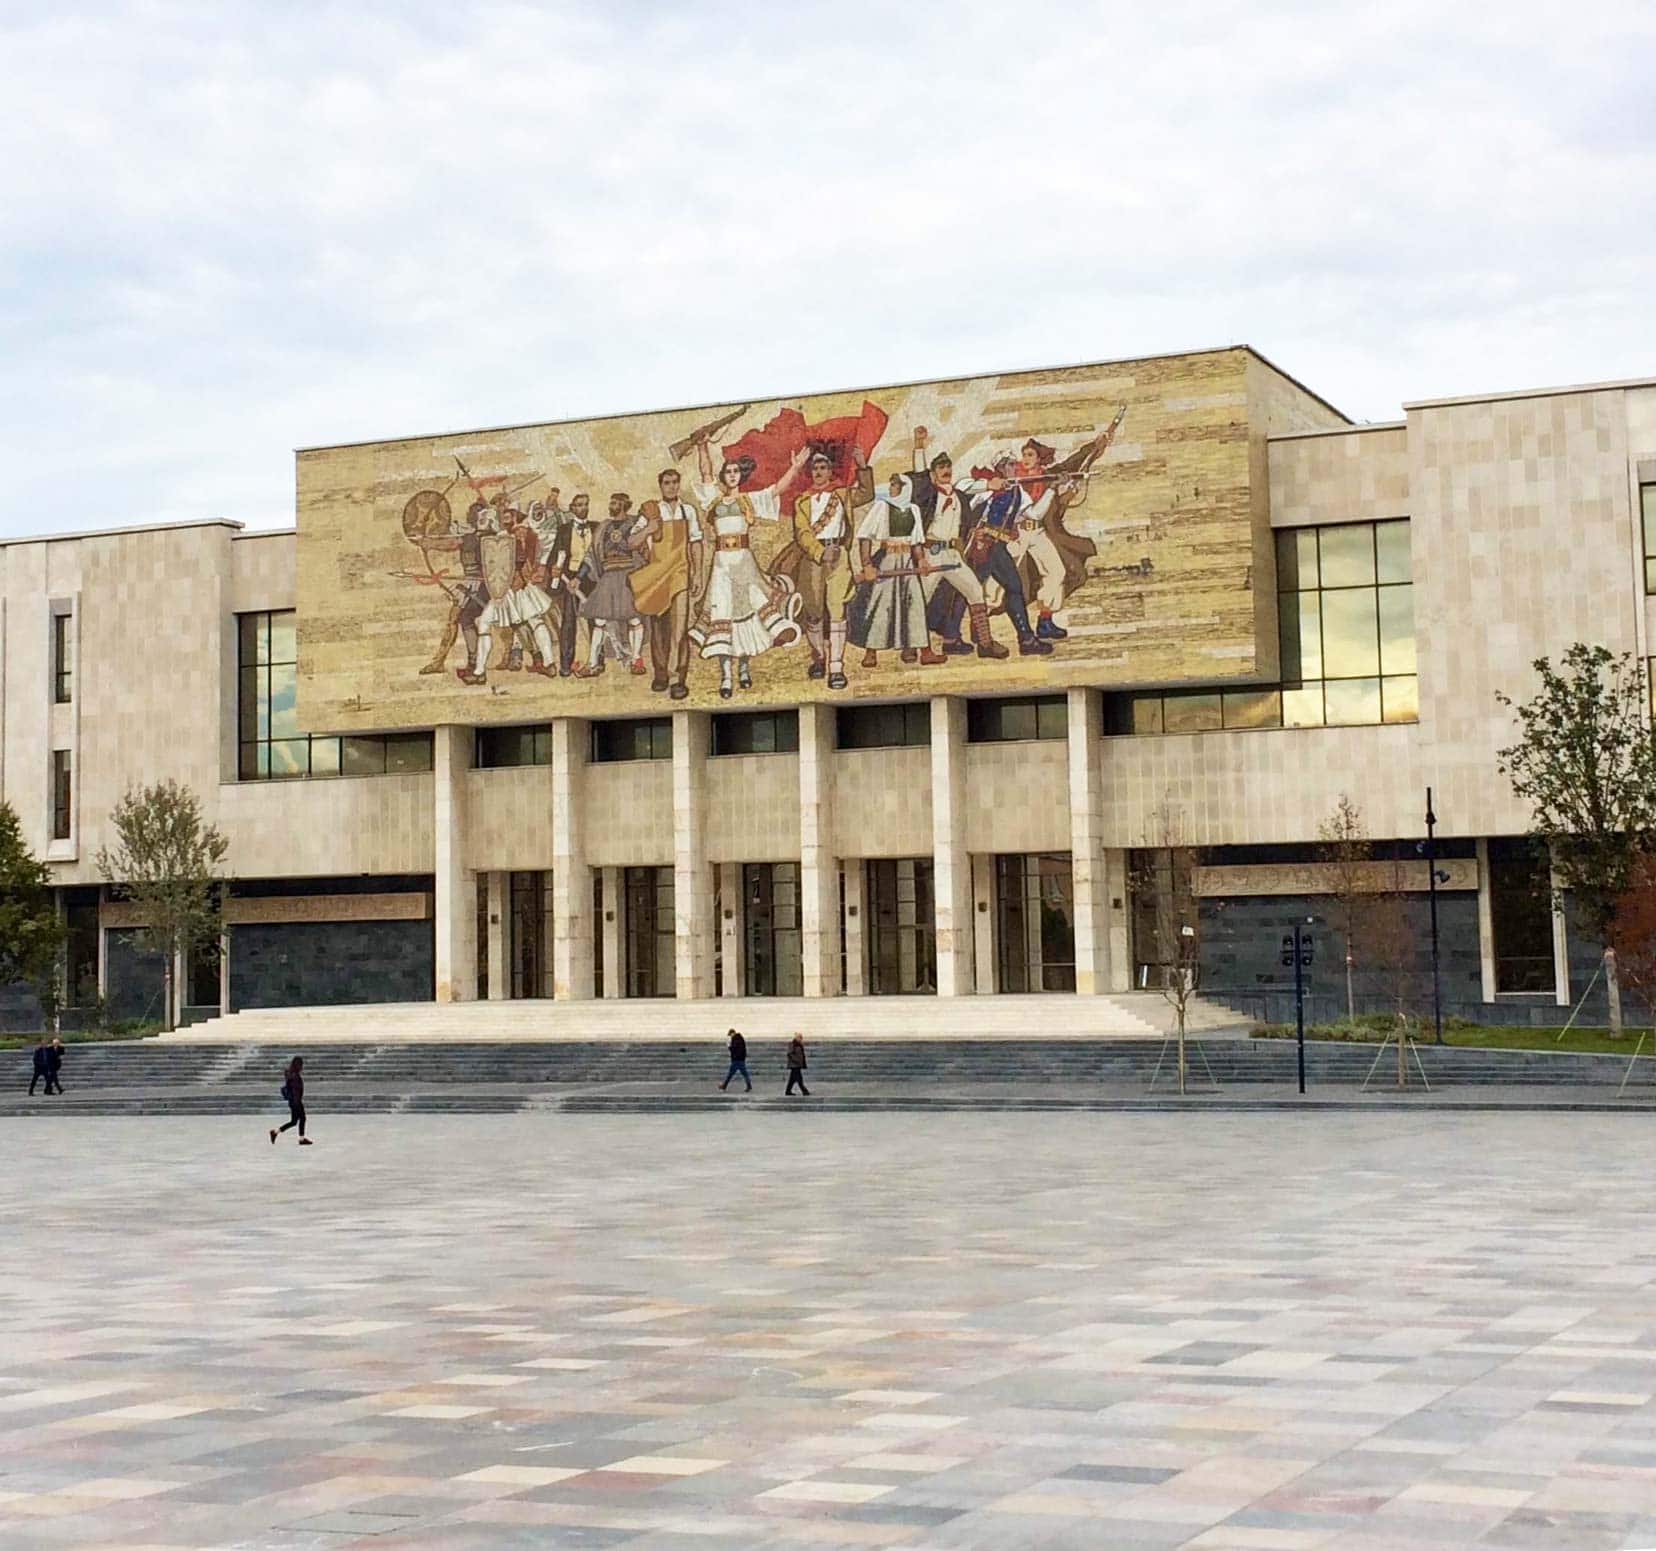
[295,348,1342,731]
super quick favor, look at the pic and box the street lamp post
[1425,787,1443,1045]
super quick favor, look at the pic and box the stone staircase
[160,993,1243,1045]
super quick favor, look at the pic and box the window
[836,702,931,749]
[1488,837,1554,994]
[52,611,72,705]
[51,750,72,839]
[477,724,551,768]
[711,709,799,756]
[1642,484,1656,594]
[238,611,432,779]
[967,696,1068,743]
[590,716,672,763]
[63,899,98,1007]
[1278,519,1415,727]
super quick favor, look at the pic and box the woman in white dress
[688,439,807,698]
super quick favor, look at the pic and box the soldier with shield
[410,495,493,677]
[452,508,523,685]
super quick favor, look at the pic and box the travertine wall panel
[963,741,1072,853]
[218,773,435,877]
[830,747,933,857]
[1268,425,1411,527]
[702,753,800,862]
[583,760,673,867]
[464,765,554,871]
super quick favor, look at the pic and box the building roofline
[1268,419,1407,443]
[0,517,244,549]
[233,525,296,540]
[1404,374,1656,411]
[295,343,1348,455]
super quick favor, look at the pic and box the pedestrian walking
[269,1056,312,1146]
[28,1038,49,1097]
[44,1037,64,1096]
[784,1033,810,1097]
[718,1028,752,1092]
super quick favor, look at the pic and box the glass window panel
[386,734,433,773]
[238,667,262,741]
[1275,528,1318,591]
[268,663,299,738]
[1378,584,1415,674]
[1222,689,1282,729]
[1317,524,1376,588]
[268,738,309,777]
[1282,684,1324,727]
[341,736,386,776]
[1382,674,1419,723]
[1324,676,1382,726]
[1376,519,1411,584]
[239,741,262,780]
[1646,556,1656,596]
[1643,485,1656,561]
[1035,698,1068,741]
[239,613,263,668]
[268,611,297,665]
[254,667,271,738]
[1131,696,1163,735]
[1163,693,1222,733]
[1320,588,1380,677]
[1001,701,1038,741]
[1280,592,1323,681]
[775,712,799,753]
[309,736,341,776]
[904,703,930,744]
[749,716,776,754]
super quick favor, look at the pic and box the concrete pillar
[1067,688,1110,994]
[719,861,744,997]
[550,718,593,1000]
[1475,837,1496,1003]
[843,860,867,996]
[601,866,623,999]
[971,852,996,993]
[1104,848,1132,992]
[486,871,508,1000]
[673,711,714,1000]
[433,724,476,1002]
[798,703,841,997]
[1550,853,1570,1008]
[930,696,974,996]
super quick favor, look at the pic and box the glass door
[866,858,936,995]
[624,865,675,998]
[744,862,803,996]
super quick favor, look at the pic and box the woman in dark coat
[270,1056,312,1145]
[785,1034,810,1097]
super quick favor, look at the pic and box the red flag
[723,400,888,510]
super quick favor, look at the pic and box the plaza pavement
[3,1112,1655,1550]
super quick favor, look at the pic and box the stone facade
[1,356,1653,1026]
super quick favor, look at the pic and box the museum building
[2,345,1653,1030]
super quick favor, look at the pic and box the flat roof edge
[1404,374,1656,410]
[294,344,1336,455]
[0,517,244,548]
[1269,420,1407,443]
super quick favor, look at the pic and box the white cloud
[0,0,1652,535]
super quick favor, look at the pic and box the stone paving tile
[2,1112,1655,1548]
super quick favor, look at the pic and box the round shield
[401,489,453,540]
[479,530,518,600]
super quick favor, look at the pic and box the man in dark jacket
[44,1037,64,1095]
[28,1039,49,1096]
[785,1033,810,1097]
[719,1028,751,1092]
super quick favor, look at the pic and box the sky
[2,0,1653,538]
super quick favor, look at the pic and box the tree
[1608,851,1656,1036]
[1497,645,1656,1035]
[1317,794,1372,1022]
[0,799,65,1025]
[1361,855,1423,1086]
[1131,801,1202,1094]
[96,781,228,1032]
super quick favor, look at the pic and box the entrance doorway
[509,871,553,998]
[744,861,802,996]
[994,852,1076,991]
[624,865,675,998]
[866,858,936,995]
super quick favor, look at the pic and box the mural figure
[418,499,492,676]
[494,505,559,676]
[845,474,942,668]
[909,428,1004,659]
[525,494,581,676]
[956,462,1052,657]
[687,439,807,698]
[630,468,706,700]
[575,494,646,678]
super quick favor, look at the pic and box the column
[550,718,594,1000]
[673,710,715,999]
[433,724,476,1002]
[1475,838,1496,1003]
[931,696,974,996]
[798,702,841,997]
[486,871,508,1000]
[971,852,996,993]
[1104,848,1132,991]
[602,867,623,998]
[1549,852,1570,1008]
[719,861,744,997]
[1067,687,1110,994]
[843,860,867,995]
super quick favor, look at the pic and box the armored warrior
[574,494,647,678]
[418,500,492,676]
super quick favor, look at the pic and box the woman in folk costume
[846,474,945,668]
[688,438,807,698]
